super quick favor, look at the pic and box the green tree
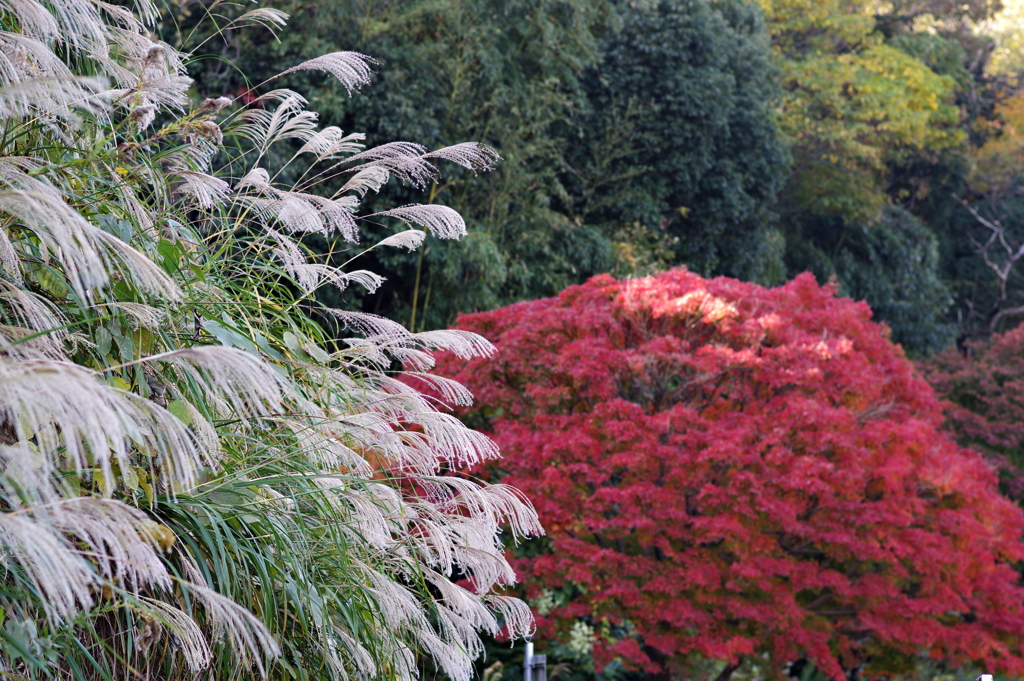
[752,0,979,353]
[566,0,790,282]
[172,0,800,324]
[783,206,955,353]
[762,0,965,223]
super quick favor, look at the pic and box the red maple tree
[919,326,1024,500]
[432,269,1024,680]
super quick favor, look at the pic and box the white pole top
[978,674,993,681]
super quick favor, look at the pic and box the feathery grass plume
[171,170,232,209]
[0,0,540,677]
[135,597,214,671]
[340,165,391,196]
[423,142,502,173]
[0,173,181,300]
[297,126,366,161]
[370,204,467,239]
[236,93,318,153]
[277,51,377,94]
[0,282,70,357]
[0,28,105,121]
[377,228,428,250]
[233,7,289,34]
[342,142,439,188]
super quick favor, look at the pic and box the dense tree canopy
[168,0,1024,354]
[753,0,983,353]
[169,0,616,329]
[436,269,1024,680]
[762,0,964,224]
[782,205,954,354]
[565,0,790,282]
[943,93,1024,338]
[153,0,1024,387]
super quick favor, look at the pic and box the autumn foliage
[920,325,1024,499]
[434,269,1024,679]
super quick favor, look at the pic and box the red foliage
[435,269,1024,680]
[919,326,1024,499]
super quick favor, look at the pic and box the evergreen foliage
[566,0,790,283]
[174,0,1024,358]
[174,0,1023,355]
[176,0,788,326]
[782,206,955,354]
[753,0,984,354]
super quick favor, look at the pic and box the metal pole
[524,641,534,681]
[532,653,547,681]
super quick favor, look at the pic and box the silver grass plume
[233,7,289,34]
[276,51,377,94]
[370,204,467,239]
[0,357,211,491]
[423,142,502,173]
[376,228,428,250]
[340,165,391,196]
[137,597,214,672]
[0,0,541,677]
[296,126,366,160]
[173,169,232,209]
[236,93,318,153]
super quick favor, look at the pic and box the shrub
[436,268,1024,680]
[0,1,538,678]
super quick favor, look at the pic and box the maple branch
[856,402,895,424]
[713,660,742,681]
[797,497,820,521]
[803,593,834,611]
[785,546,826,557]
[785,538,817,554]
[836,627,873,641]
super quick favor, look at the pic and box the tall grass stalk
[0,1,540,678]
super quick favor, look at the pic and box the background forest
[174,0,1024,355]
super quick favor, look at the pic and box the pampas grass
[0,0,541,678]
